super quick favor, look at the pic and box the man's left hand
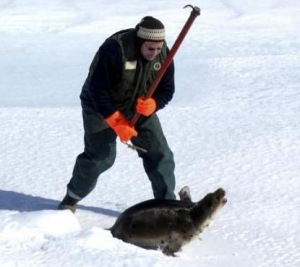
[136,97,156,116]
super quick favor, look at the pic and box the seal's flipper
[178,186,192,202]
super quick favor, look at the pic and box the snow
[0,0,299,266]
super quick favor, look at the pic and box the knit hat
[136,16,165,42]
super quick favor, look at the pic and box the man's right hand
[105,111,137,142]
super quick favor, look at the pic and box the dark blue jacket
[80,29,175,119]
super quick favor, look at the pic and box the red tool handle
[130,5,201,126]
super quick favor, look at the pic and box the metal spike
[122,141,147,153]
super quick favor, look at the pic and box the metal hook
[183,4,201,15]
[122,141,148,153]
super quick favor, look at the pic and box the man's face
[140,41,164,61]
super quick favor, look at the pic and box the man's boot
[58,194,79,213]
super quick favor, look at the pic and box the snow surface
[0,0,299,266]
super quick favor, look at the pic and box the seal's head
[190,188,227,234]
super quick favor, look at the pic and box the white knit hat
[136,16,165,42]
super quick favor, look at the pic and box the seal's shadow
[0,190,120,217]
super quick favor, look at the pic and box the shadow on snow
[0,190,120,217]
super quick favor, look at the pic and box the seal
[109,187,227,255]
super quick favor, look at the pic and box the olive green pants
[66,110,176,200]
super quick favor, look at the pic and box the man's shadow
[0,189,120,217]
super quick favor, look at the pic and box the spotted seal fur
[110,187,227,255]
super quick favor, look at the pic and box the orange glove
[105,111,137,142]
[136,97,156,116]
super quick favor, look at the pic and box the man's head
[136,16,165,61]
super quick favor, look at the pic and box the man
[59,16,176,212]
